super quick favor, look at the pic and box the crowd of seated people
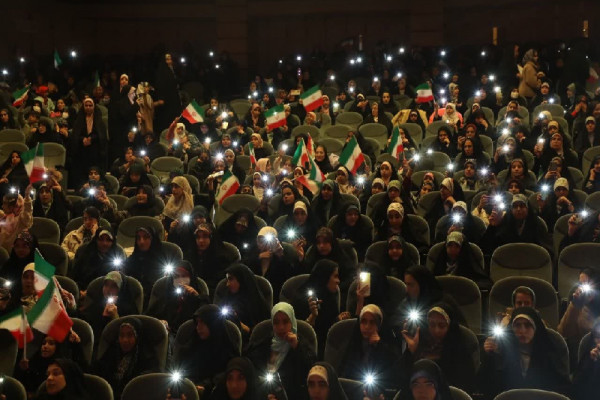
[1,40,600,400]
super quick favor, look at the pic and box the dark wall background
[3,0,599,76]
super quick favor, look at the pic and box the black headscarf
[72,228,123,290]
[0,231,37,286]
[307,362,348,400]
[223,264,270,328]
[217,208,261,257]
[38,358,90,400]
[210,357,258,400]
[403,266,443,314]
[399,359,453,400]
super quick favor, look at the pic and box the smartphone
[359,272,371,297]
[267,373,288,400]
[549,161,558,172]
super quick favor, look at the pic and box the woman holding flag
[0,182,33,252]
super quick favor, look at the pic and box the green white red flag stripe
[27,278,72,342]
[265,104,286,130]
[338,136,365,174]
[300,85,324,112]
[21,144,45,184]
[388,126,404,159]
[295,175,321,195]
[0,306,33,348]
[306,135,315,158]
[292,138,311,169]
[248,142,257,165]
[53,50,62,70]
[308,154,325,182]
[216,169,240,205]
[33,250,56,296]
[94,71,101,88]
[181,100,205,124]
[415,83,434,103]
[12,86,30,107]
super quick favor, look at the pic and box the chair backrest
[42,142,66,169]
[434,215,487,244]
[291,124,321,140]
[318,137,345,155]
[213,274,273,309]
[582,145,600,174]
[339,193,360,212]
[425,242,485,275]
[147,173,160,189]
[578,332,592,364]
[336,112,363,130]
[404,214,430,247]
[63,217,111,236]
[533,104,566,118]
[150,157,184,183]
[493,389,570,400]
[410,170,445,189]
[214,194,260,227]
[324,318,357,371]
[490,243,552,283]
[71,318,94,367]
[0,246,9,266]
[249,319,318,359]
[324,124,351,139]
[488,276,559,329]
[346,276,406,314]
[185,314,241,352]
[585,191,600,213]
[97,315,168,370]
[415,190,441,218]
[436,276,482,333]
[183,174,200,194]
[359,123,388,147]
[104,174,120,194]
[557,243,600,299]
[108,194,128,210]
[365,240,419,266]
[365,191,386,220]
[38,242,69,275]
[0,329,17,376]
[84,276,144,315]
[415,151,451,174]
[30,217,61,244]
[0,129,25,143]
[0,142,28,161]
[116,216,165,248]
[1,376,27,400]
[398,122,423,142]
[121,373,199,400]
[55,275,79,304]
[568,166,584,190]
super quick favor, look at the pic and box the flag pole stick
[21,307,27,360]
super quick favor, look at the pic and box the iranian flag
[295,175,321,195]
[308,154,326,182]
[300,85,324,112]
[12,86,30,107]
[33,250,56,296]
[94,71,101,87]
[0,306,33,348]
[53,50,62,70]
[27,278,72,342]
[338,136,365,174]
[306,135,315,158]
[248,142,257,165]
[21,144,45,184]
[265,104,286,130]
[415,83,434,103]
[388,126,404,159]
[216,170,240,205]
[181,100,205,124]
[292,138,311,168]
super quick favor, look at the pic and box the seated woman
[329,203,372,261]
[161,175,194,233]
[302,227,357,303]
[431,232,491,289]
[457,159,489,192]
[185,223,233,296]
[306,362,349,400]
[429,103,463,131]
[174,305,240,397]
[398,359,453,400]
[377,203,427,254]
[335,166,356,196]
[75,182,121,228]
[168,205,210,255]
[81,271,138,342]
[33,183,69,234]
[189,147,213,186]
[243,227,295,304]
[537,156,575,192]
[492,136,526,175]
[572,318,600,400]
[0,151,28,195]
[293,260,341,359]
[61,206,100,261]
[246,302,315,400]
[433,201,485,245]
[401,303,477,394]
[533,130,579,176]
[125,185,163,217]
[455,136,489,168]
[250,133,270,160]
[123,226,165,307]
[94,318,159,399]
[224,149,247,185]
[430,126,458,158]
[220,264,271,337]
[110,147,142,180]
[377,235,418,280]
[584,154,600,194]
[276,201,319,254]
[314,145,334,174]
[37,359,90,400]
[208,357,258,400]
[0,231,37,287]
[72,228,125,296]
[423,178,465,239]
[337,304,401,397]
[500,158,537,191]
[118,163,153,197]
[480,307,571,398]
[271,182,305,223]
[79,166,110,196]
[537,177,581,233]
[217,208,261,260]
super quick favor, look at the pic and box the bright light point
[330,75,335,80]
[582,210,589,218]
[209,51,214,57]
[364,374,375,385]
[549,98,555,104]
[489,75,495,81]
[452,214,462,223]
[173,139,179,145]
[396,72,402,78]
[243,243,249,249]
[475,90,481,97]
[221,306,230,316]
[440,97,447,104]
[357,176,365,184]
[43,173,48,179]
[88,188,96,196]
[233,141,238,147]
[440,50,446,57]
[308,290,314,297]
[443,72,449,79]
[494,86,501,93]
[480,168,488,176]
[447,163,454,171]
[182,214,191,223]
[215,64,220,69]
[481,51,486,56]
[253,91,258,97]
[350,59,355,65]
[19,57,25,63]
[180,57,186,63]
[502,145,509,153]
[107,296,115,304]
[70,50,77,58]
[413,154,421,161]
[426,148,433,155]
[268,87,273,93]
[248,95,251,99]
[204,137,211,144]
[262,175,269,182]
[164,264,174,274]
[409,310,420,321]
[386,55,392,62]
[287,229,295,239]
[9,187,16,194]
[171,371,182,382]
[175,287,183,295]
[581,283,592,293]
[356,57,362,63]
[266,373,274,382]
[494,194,502,203]
[4,280,11,288]
[140,150,146,156]
[266,189,273,196]
[282,144,289,151]
[159,186,164,193]
[373,77,379,82]
[349,87,355,93]
[498,202,506,210]
[112,258,122,267]
[360,272,368,282]
[221,112,228,119]
[278,59,282,64]
[506,117,512,124]
[296,55,302,61]
[1,69,7,76]
[264,234,274,242]
[541,184,549,192]
[216,153,223,160]
[399,47,405,54]
[493,325,504,337]
[439,89,445,95]
[539,112,545,119]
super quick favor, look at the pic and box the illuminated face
[45,364,67,395]
[293,208,307,225]
[327,268,340,293]
[135,230,152,251]
[388,241,403,260]
[97,235,113,254]
[464,164,475,178]
[511,202,528,220]
[315,146,326,162]
[382,93,391,104]
[463,140,474,156]
[411,377,436,400]
[359,311,379,340]
[272,311,292,339]
[316,237,332,256]
[387,210,402,228]
[404,273,419,300]
[222,136,231,147]
[511,161,524,178]
[508,182,521,194]
[195,231,211,251]
[226,369,248,400]
[512,317,535,344]
[226,273,240,294]
[119,324,137,353]
[428,311,449,342]
[282,188,295,205]
[550,134,563,150]
[514,292,534,308]
[308,374,329,400]
[345,209,359,226]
